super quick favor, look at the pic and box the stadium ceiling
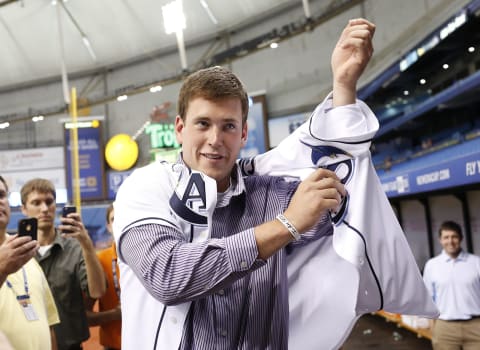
[0,0,306,89]
[0,0,362,124]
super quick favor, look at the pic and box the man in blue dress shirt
[423,220,480,350]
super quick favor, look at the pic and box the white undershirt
[37,244,53,257]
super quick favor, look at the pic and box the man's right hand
[0,234,38,284]
[254,168,345,260]
[284,168,346,233]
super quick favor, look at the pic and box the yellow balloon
[105,134,139,171]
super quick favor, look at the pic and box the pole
[70,87,82,211]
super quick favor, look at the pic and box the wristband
[276,214,301,241]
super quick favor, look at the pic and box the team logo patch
[169,173,208,225]
[324,159,354,225]
[300,142,353,167]
[301,142,355,225]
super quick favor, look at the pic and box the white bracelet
[276,214,301,241]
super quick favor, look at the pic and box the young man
[423,221,480,349]
[0,175,59,350]
[115,19,378,349]
[20,178,106,350]
[86,204,121,350]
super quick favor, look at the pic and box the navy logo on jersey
[169,173,208,225]
[300,142,352,167]
[238,157,256,176]
[326,159,353,225]
[301,142,354,225]
[325,159,354,185]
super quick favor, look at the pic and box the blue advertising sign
[380,152,480,197]
[107,170,134,200]
[65,123,105,200]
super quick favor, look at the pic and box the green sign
[145,123,180,149]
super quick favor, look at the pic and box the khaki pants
[432,318,480,350]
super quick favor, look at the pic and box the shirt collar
[441,249,466,261]
[216,164,246,207]
[229,164,246,196]
[174,154,246,207]
[36,230,64,260]
[52,229,66,250]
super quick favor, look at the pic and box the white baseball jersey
[114,93,438,350]
[114,163,218,350]
[240,93,439,349]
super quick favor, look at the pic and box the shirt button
[240,261,248,269]
[358,258,364,265]
[170,316,177,324]
[220,330,227,337]
[217,289,225,296]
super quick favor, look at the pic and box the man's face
[21,190,56,233]
[0,181,10,232]
[175,97,247,192]
[439,229,462,258]
[107,209,114,234]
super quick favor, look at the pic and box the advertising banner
[107,170,134,200]
[0,147,66,206]
[380,152,480,197]
[65,122,105,200]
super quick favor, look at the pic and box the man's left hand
[59,213,92,246]
[331,18,375,105]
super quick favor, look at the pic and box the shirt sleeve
[75,244,89,296]
[277,179,333,252]
[119,223,265,306]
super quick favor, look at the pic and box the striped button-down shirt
[120,168,332,349]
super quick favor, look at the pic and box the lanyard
[5,267,30,301]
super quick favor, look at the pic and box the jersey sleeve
[241,92,379,179]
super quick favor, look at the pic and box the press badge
[18,295,39,321]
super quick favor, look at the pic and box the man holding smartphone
[0,175,60,350]
[20,178,106,350]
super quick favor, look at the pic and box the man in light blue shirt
[423,221,480,350]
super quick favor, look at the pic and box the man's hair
[438,220,463,239]
[106,203,114,224]
[177,66,249,123]
[0,175,7,192]
[20,178,56,205]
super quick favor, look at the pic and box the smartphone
[18,217,38,241]
[62,205,77,218]
[62,205,77,234]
